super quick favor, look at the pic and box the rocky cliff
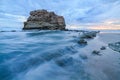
[23,9,66,30]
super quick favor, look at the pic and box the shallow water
[0,30,120,80]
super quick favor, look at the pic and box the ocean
[0,30,120,80]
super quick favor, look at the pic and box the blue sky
[0,0,120,30]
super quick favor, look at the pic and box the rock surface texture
[23,9,66,30]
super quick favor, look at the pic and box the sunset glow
[89,26,120,30]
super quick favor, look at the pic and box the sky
[0,0,120,30]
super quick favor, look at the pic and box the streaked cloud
[0,13,26,22]
[0,0,120,30]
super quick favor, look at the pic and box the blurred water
[0,30,120,80]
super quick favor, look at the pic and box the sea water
[0,30,120,80]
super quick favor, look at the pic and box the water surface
[0,30,120,80]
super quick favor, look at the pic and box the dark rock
[11,30,16,32]
[92,50,101,55]
[41,52,63,61]
[100,46,106,50]
[0,31,6,32]
[78,39,87,45]
[79,54,88,60]
[23,9,66,30]
[55,57,73,67]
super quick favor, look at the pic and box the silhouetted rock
[23,9,66,30]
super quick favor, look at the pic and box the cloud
[0,13,26,22]
[0,0,120,30]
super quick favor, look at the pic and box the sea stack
[23,9,66,30]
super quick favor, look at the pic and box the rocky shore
[23,9,66,30]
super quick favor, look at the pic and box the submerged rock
[11,30,16,32]
[92,50,101,55]
[0,31,6,32]
[79,54,88,60]
[78,39,87,45]
[55,57,73,67]
[108,42,120,53]
[23,9,66,30]
[100,46,106,50]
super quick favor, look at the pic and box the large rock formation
[23,9,66,30]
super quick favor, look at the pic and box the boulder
[23,9,66,30]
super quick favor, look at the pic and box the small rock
[0,31,6,32]
[11,30,16,32]
[100,46,106,50]
[92,50,101,55]
[78,39,87,45]
[79,54,88,60]
[55,57,73,67]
